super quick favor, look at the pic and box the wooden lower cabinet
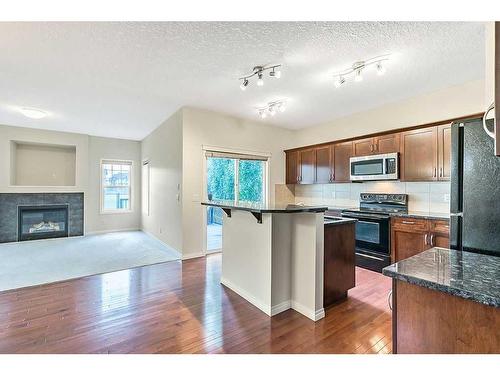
[324,222,356,307]
[391,217,450,262]
[394,280,500,353]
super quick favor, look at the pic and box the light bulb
[240,79,249,91]
[259,110,267,119]
[278,103,286,113]
[257,73,264,87]
[334,75,345,88]
[376,62,386,76]
[354,69,363,82]
[275,70,281,79]
[269,105,276,116]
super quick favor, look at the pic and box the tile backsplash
[293,181,450,213]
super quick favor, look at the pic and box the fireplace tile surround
[0,193,84,243]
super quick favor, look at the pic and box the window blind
[204,151,269,161]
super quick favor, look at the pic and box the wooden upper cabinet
[353,138,374,156]
[437,124,451,181]
[375,133,400,154]
[285,150,299,184]
[333,141,353,182]
[298,148,315,184]
[401,127,438,181]
[353,133,400,156]
[315,145,333,184]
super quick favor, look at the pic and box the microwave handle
[383,158,387,175]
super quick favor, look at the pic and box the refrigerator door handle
[483,102,495,139]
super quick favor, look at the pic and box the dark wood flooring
[0,254,392,353]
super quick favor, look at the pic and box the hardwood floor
[0,254,392,354]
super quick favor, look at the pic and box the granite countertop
[390,211,450,220]
[201,200,328,213]
[324,216,357,226]
[382,247,500,308]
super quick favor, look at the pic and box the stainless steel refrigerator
[450,117,500,256]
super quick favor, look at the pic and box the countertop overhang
[201,200,328,214]
[382,247,500,308]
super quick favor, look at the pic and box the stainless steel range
[341,193,408,273]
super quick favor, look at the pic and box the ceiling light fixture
[239,64,282,90]
[256,99,287,119]
[19,107,48,119]
[332,54,391,87]
[240,78,249,91]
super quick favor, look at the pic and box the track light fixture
[239,64,282,90]
[332,54,390,87]
[256,100,287,119]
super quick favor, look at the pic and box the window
[101,160,132,213]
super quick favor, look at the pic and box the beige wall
[0,124,141,234]
[181,107,295,259]
[0,124,89,194]
[292,79,485,148]
[140,109,183,253]
[86,136,142,234]
[485,22,496,106]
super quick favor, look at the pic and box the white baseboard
[271,300,291,316]
[141,230,182,258]
[86,227,140,235]
[291,301,325,321]
[220,277,271,316]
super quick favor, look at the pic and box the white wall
[484,22,495,106]
[140,109,183,253]
[181,107,295,259]
[86,136,142,234]
[0,124,141,234]
[292,79,485,147]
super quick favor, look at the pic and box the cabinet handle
[430,233,434,247]
[370,144,373,152]
[439,167,443,178]
[434,168,437,178]
[388,290,393,311]
[402,220,415,225]
[424,233,428,245]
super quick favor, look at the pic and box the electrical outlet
[444,194,450,202]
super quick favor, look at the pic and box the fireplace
[18,205,69,241]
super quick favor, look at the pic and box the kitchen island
[202,200,329,321]
[383,247,500,353]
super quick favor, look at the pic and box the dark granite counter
[324,217,357,226]
[390,211,450,220]
[383,247,500,308]
[201,200,328,214]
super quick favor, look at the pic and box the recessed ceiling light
[19,107,48,119]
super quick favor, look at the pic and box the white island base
[220,209,325,321]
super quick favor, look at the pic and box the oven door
[341,212,390,254]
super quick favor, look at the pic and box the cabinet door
[353,138,374,156]
[285,151,299,184]
[375,133,400,154]
[401,127,438,181]
[392,229,431,262]
[333,141,353,182]
[437,124,451,181]
[298,148,315,184]
[315,145,333,183]
[430,219,450,248]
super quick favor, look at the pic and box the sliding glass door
[205,152,267,252]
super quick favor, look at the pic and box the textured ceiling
[0,22,485,140]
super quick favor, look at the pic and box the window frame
[100,159,134,214]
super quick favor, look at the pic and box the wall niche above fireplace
[10,141,76,187]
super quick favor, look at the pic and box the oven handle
[342,212,390,220]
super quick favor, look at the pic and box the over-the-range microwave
[349,152,399,181]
